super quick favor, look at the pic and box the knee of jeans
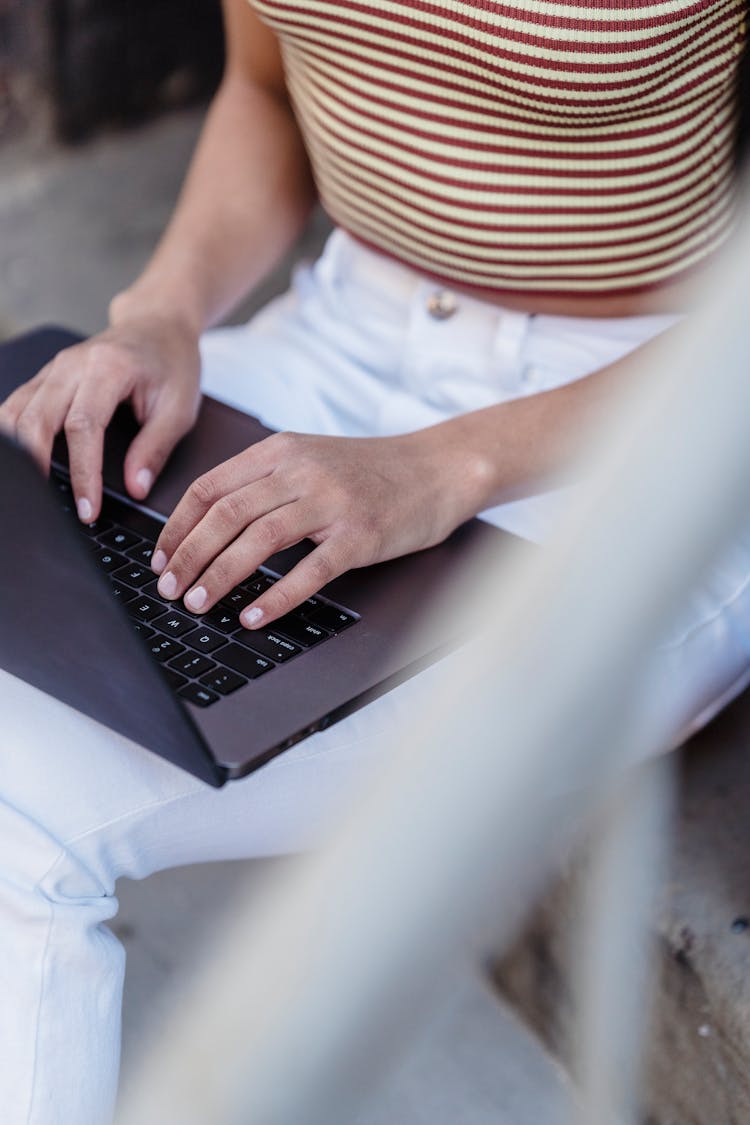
[646,568,750,747]
[0,797,112,906]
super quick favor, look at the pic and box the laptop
[0,326,519,786]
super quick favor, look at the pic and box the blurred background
[3,5,750,1123]
[0,0,328,337]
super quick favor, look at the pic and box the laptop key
[221,587,255,611]
[95,548,127,573]
[110,581,137,604]
[239,570,264,586]
[112,563,153,588]
[153,611,196,638]
[272,616,330,648]
[236,629,300,663]
[217,644,275,680]
[167,652,216,678]
[127,597,167,623]
[140,579,167,601]
[51,473,71,494]
[243,573,276,595]
[99,527,142,552]
[306,605,357,633]
[199,668,247,696]
[80,517,113,538]
[183,627,226,655]
[149,636,186,663]
[132,622,156,641]
[162,669,188,692]
[203,606,238,634]
[178,683,219,708]
[292,597,323,619]
[126,542,155,566]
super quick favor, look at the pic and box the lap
[0,645,450,882]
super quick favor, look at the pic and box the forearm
[110,74,316,334]
[421,325,682,516]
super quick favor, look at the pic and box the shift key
[238,629,300,663]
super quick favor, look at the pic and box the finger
[153,441,279,574]
[183,502,314,615]
[15,367,77,475]
[156,478,298,605]
[65,379,127,522]
[123,388,199,501]
[0,367,49,435]
[238,541,346,630]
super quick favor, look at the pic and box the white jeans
[3,229,750,1124]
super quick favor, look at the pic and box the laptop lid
[0,429,225,786]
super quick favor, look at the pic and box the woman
[1,1,748,1120]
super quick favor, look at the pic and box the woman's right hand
[0,313,202,523]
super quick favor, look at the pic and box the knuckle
[356,511,383,552]
[329,483,350,510]
[189,474,216,508]
[48,350,74,376]
[258,513,286,551]
[172,539,198,576]
[65,409,96,436]
[205,555,233,591]
[270,430,297,456]
[86,340,121,373]
[214,492,245,527]
[309,552,334,586]
[16,405,43,435]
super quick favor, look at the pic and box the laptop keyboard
[51,470,358,708]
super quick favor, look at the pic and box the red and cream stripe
[251,0,747,294]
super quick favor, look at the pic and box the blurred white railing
[116,197,750,1125]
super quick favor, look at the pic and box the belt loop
[315,228,351,290]
[490,308,535,394]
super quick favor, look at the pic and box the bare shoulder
[221,0,287,98]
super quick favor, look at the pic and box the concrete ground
[0,108,330,339]
[0,110,572,1121]
[495,691,750,1125]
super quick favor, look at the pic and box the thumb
[123,393,199,500]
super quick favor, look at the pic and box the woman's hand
[151,428,489,629]
[0,314,202,522]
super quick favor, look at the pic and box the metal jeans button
[426,289,458,320]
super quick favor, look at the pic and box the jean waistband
[317,227,683,343]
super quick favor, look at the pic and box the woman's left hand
[151,427,486,630]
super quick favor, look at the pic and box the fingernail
[77,497,92,523]
[136,467,153,496]
[185,585,207,612]
[158,571,178,599]
[241,606,264,629]
[152,549,167,574]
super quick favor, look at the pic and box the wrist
[410,417,499,524]
[109,280,205,340]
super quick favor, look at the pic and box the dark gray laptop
[0,326,518,786]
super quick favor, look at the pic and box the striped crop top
[251,0,748,296]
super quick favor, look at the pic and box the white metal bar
[574,757,675,1125]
